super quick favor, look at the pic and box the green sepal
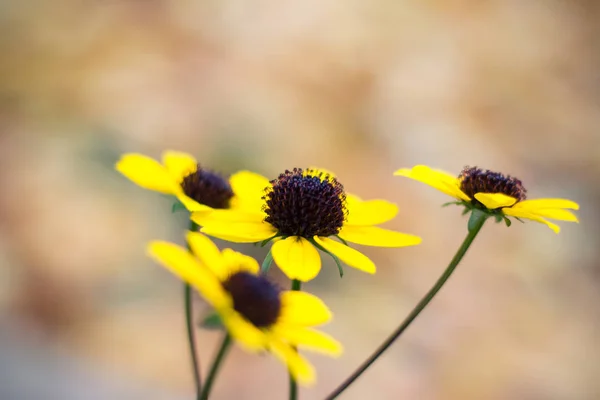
[172,200,187,213]
[442,201,463,208]
[514,217,525,224]
[261,250,274,274]
[503,217,512,227]
[201,312,224,330]
[309,238,344,278]
[260,234,280,247]
[335,235,349,246]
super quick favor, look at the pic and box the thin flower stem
[199,334,233,400]
[185,220,202,400]
[325,211,488,399]
[289,279,302,400]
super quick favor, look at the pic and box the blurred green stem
[185,220,202,399]
[289,279,302,400]
[200,334,233,400]
[324,210,488,399]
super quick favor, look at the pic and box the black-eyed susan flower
[147,232,342,385]
[192,168,422,281]
[394,165,579,233]
[115,150,262,213]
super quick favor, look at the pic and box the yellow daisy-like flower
[192,168,422,282]
[115,150,263,213]
[394,165,580,234]
[147,232,342,385]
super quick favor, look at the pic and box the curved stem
[325,211,488,399]
[185,220,202,399]
[199,334,233,400]
[289,279,302,400]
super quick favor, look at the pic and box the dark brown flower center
[181,165,234,209]
[263,168,347,238]
[459,166,527,207]
[222,271,281,328]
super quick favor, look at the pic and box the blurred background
[0,1,598,399]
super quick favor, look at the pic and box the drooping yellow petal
[474,193,518,209]
[175,193,212,213]
[278,291,332,326]
[162,150,197,181]
[269,340,316,386]
[192,209,265,225]
[199,221,277,243]
[229,170,271,211]
[338,225,422,248]
[512,198,580,211]
[394,165,471,202]
[220,248,260,276]
[115,153,179,194]
[502,208,561,234]
[271,237,322,281]
[313,236,375,274]
[270,326,343,356]
[521,208,579,222]
[147,241,229,308]
[186,232,225,279]
[221,310,268,351]
[345,195,399,226]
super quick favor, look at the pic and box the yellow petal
[474,192,518,209]
[394,165,470,202]
[271,237,321,282]
[338,225,422,248]
[270,326,343,356]
[523,208,579,222]
[269,341,316,386]
[512,198,580,210]
[278,291,332,326]
[175,193,213,213]
[345,196,399,226]
[115,153,178,194]
[221,248,260,276]
[221,310,268,351]
[313,236,375,274]
[186,232,225,280]
[146,241,229,308]
[192,209,266,225]
[199,221,278,243]
[502,208,561,234]
[161,150,197,181]
[229,170,271,211]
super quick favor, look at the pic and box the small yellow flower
[147,232,342,385]
[192,168,422,281]
[115,150,263,212]
[394,165,579,233]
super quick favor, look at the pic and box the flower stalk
[185,221,202,399]
[199,334,233,400]
[325,210,488,399]
[289,279,302,400]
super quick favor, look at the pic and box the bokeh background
[0,1,598,399]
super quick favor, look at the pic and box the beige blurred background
[0,1,598,399]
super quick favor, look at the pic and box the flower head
[394,165,579,233]
[192,168,421,281]
[147,232,342,385]
[115,150,262,213]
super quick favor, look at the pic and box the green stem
[200,334,233,400]
[324,211,488,400]
[289,279,302,400]
[185,220,202,399]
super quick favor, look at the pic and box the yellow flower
[147,232,342,386]
[192,168,422,281]
[115,150,263,213]
[394,165,579,234]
